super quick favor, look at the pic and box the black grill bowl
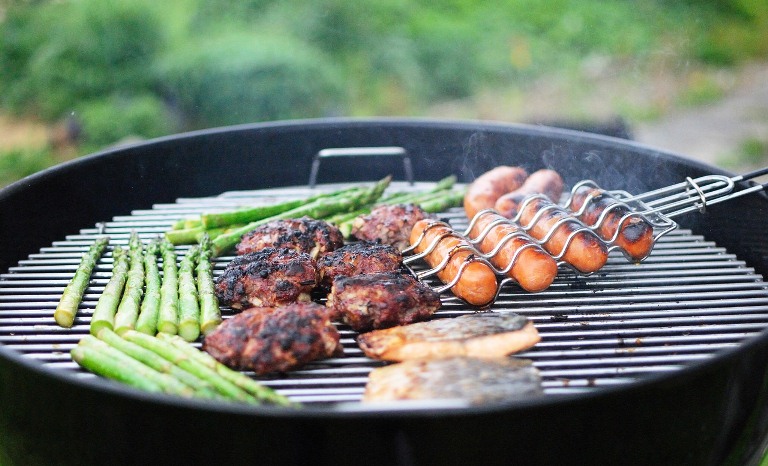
[2,118,768,466]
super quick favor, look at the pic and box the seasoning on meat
[236,216,344,258]
[357,312,540,361]
[350,203,434,251]
[325,271,441,332]
[202,302,343,375]
[362,356,544,405]
[317,240,403,290]
[214,247,317,309]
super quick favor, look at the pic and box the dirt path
[0,115,48,151]
[633,62,768,172]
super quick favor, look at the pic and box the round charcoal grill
[1,118,768,465]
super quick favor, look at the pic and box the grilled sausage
[517,195,609,274]
[568,184,655,262]
[467,211,559,292]
[410,219,498,307]
[494,169,565,218]
[464,166,528,220]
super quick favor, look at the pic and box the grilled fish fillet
[362,356,543,405]
[357,312,540,361]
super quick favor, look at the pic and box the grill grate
[1,181,768,406]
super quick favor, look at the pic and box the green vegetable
[95,328,222,399]
[157,239,179,335]
[211,176,391,256]
[114,232,145,335]
[122,330,258,403]
[199,185,362,229]
[54,236,109,328]
[157,333,296,407]
[90,246,130,335]
[177,246,200,342]
[197,234,221,335]
[72,335,195,397]
[135,239,161,335]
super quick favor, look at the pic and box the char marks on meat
[214,247,317,309]
[317,241,403,289]
[236,217,344,258]
[326,271,441,332]
[202,302,343,375]
[357,312,540,361]
[351,203,434,250]
[362,356,543,405]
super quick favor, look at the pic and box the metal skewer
[406,167,768,307]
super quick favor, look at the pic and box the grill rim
[3,117,768,466]
[1,194,767,418]
[2,326,767,418]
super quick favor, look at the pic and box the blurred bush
[157,32,346,126]
[0,0,766,170]
[0,0,165,119]
[0,147,57,186]
[77,94,175,151]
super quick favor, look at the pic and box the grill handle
[308,146,414,188]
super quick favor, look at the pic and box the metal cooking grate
[2,180,768,406]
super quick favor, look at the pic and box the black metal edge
[2,117,768,464]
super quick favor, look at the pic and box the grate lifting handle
[308,147,414,188]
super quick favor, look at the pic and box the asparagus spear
[326,175,458,227]
[164,226,206,245]
[157,333,296,407]
[165,223,246,245]
[171,217,203,230]
[121,330,257,403]
[211,176,391,256]
[135,239,161,335]
[335,188,464,238]
[95,328,221,399]
[54,236,109,328]
[177,246,200,342]
[73,335,195,397]
[197,235,221,335]
[113,232,145,335]
[90,246,130,335]
[199,185,363,229]
[157,239,179,335]
[418,188,466,212]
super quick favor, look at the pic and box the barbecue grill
[1,118,768,465]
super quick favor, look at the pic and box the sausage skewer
[565,181,655,262]
[464,166,528,220]
[513,194,609,274]
[407,219,498,307]
[465,210,558,292]
[494,169,564,219]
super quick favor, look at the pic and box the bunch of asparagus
[72,328,295,406]
[165,175,465,256]
[86,231,220,341]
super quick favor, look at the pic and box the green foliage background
[0,0,766,183]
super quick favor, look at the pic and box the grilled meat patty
[317,241,403,289]
[236,217,344,258]
[357,312,540,361]
[202,302,343,375]
[326,271,441,332]
[214,247,317,309]
[351,203,434,251]
[362,356,543,405]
